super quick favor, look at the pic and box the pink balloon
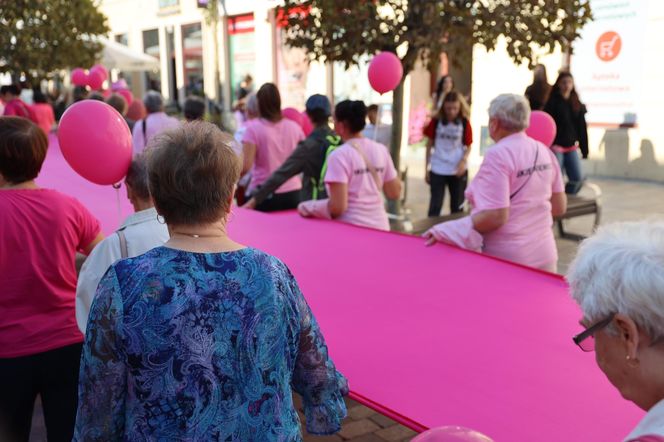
[118,88,133,106]
[526,110,557,147]
[101,89,112,99]
[90,64,108,82]
[71,68,88,87]
[283,107,304,127]
[300,110,313,136]
[411,426,494,442]
[368,52,403,94]
[57,100,132,185]
[87,69,105,90]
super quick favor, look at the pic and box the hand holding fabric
[298,199,332,219]
[423,215,483,252]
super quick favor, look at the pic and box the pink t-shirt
[0,189,100,358]
[132,112,180,154]
[324,137,398,231]
[3,98,33,119]
[242,118,304,193]
[31,103,55,135]
[465,132,564,271]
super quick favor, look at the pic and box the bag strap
[117,229,128,259]
[142,117,148,148]
[510,141,540,200]
[349,140,381,193]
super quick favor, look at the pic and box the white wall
[469,38,564,168]
[580,0,664,182]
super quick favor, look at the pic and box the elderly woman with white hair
[567,221,664,441]
[425,93,567,272]
[131,91,180,153]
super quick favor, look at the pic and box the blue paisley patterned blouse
[74,246,348,441]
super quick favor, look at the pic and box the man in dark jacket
[243,94,340,208]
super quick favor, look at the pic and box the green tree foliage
[279,0,592,173]
[0,0,109,80]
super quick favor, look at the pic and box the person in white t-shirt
[75,154,169,332]
[423,91,473,217]
[298,100,401,231]
[362,104,392,149]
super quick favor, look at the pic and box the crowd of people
[1,71,663,442]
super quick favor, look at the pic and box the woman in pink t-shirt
[425,94,567,272]
[241,83,304,212]
[30,89,55,135]
[0,117,103,441]
[298,100,402,231]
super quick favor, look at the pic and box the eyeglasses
[572,313,615,352]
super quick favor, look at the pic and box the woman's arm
[82,232,105,256]
[425,138,433,184]
[327,182,348,219]
[241,142,257,175]
[383,177,402,200]
[577,107,589,159]
[73,268,127,440]
[456,119,473,177]
[287,269,348,435]
[551,191,567,218]
[471,208,509,234]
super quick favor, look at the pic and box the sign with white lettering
[572,0,646,126]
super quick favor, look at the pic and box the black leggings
[0,342,82,442]
[428,171,467,217]
[255,189,301,212]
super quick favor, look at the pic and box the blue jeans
[555,150,584,195]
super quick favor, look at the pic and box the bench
[404,183,602,240]
[555,182,602,241]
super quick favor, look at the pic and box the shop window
[143,29,161,92]
[182,23,204,97]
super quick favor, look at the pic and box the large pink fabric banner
[38,136,643,441]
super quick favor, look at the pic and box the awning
[100,38,160,72]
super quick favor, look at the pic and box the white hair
[566,220,664,341]
[245,93,259,117]
[488,94,531,132]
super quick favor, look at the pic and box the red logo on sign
[596,31,622,62]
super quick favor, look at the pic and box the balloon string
[373,106,381,142]
[113,183,122,226]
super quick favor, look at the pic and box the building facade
[100,0,664,182]
[99,0,401,133]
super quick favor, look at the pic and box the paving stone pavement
[28,151,664,442]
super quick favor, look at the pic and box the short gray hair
[125,154,151,201]
[488,94,531,132]
[567,220,664,342]
[245,93,259,118]
[143,91,164,114]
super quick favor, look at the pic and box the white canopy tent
[99,38,159,72]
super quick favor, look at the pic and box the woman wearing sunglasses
[567,221,664,442]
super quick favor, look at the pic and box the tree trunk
[387,76,406,217]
